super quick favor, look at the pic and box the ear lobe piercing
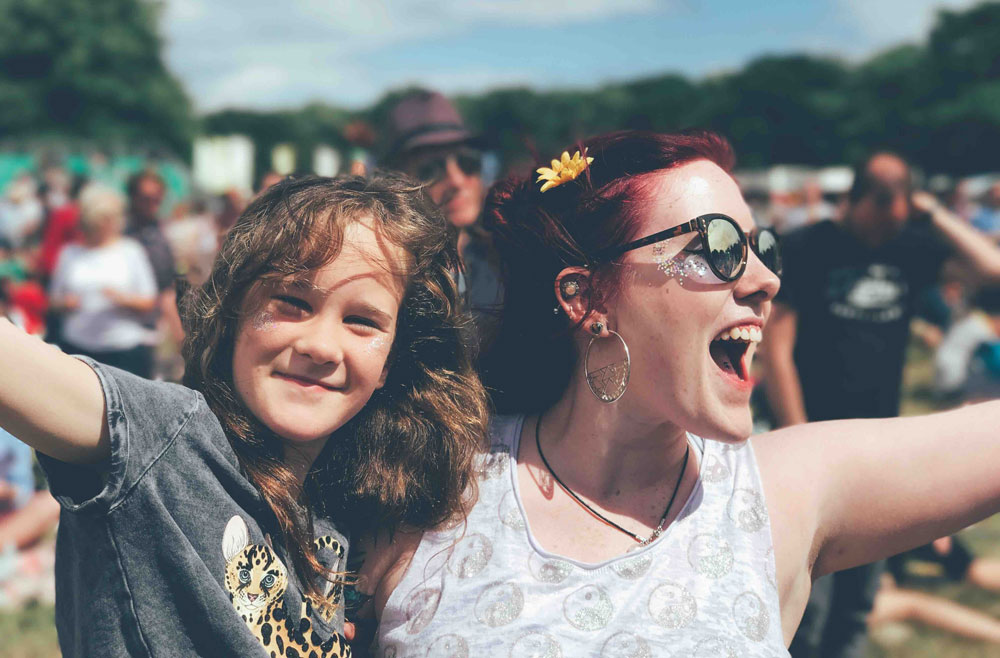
[585,329,630,403]
[590,321,604,335]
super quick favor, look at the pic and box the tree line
[3,0,999,176]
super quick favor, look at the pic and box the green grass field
[3,337,999,657]
[0,602,59,658]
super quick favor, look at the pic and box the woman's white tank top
[377,415,789,657]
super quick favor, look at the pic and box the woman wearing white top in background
[49,185,157,378]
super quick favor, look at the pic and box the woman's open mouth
[709,324,762,383]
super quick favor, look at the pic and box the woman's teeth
[715,325,762,343]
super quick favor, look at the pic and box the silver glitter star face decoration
[363,333,391,355]
[250,310,275,332]
[652,243,721,286]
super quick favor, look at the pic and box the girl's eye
[345,316,381,331]
[272,295,311,315]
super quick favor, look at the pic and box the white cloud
[160,0,665,110]
[163,0,977,112]
[200,65,298,112]
[294,0,660,41]
[835,0,977,46]
[162,0,207,23]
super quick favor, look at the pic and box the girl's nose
[294,321,344,365]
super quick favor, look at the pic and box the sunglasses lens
[706,218,745,279]
[413,151,482,182]
[756,229,782,276]
[415,160,446,183]
[456,152,482,177]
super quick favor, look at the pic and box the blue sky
[161,0,976,113]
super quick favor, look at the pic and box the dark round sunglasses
[413,149,483,184]
[592,213,782,281]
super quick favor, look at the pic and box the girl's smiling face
[232,218,407,457]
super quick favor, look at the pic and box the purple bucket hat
[384,91,481,161]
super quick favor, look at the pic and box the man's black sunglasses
[591,213,782,282]
[412,149,483,184]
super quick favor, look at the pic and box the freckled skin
[223,536,350,657]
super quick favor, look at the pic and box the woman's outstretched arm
[0,318,108,464]
[758,401,1000,581]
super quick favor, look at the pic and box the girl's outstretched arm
[757,400,1000,582]
[0,318,109,464]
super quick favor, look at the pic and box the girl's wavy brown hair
[180,173,489,607]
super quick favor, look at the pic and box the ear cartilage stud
[560,279,580,298]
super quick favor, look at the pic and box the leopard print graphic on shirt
[222,516,351,658]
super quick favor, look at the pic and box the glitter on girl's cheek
[653,245,723,285]
[251,311,275,332]
[364,333,391,355]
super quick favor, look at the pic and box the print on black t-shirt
[827,264,909,324]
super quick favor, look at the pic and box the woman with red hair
[358,131,1000,656]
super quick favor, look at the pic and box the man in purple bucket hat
[382,90,502,350]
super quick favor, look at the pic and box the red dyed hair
[481,130,735,414]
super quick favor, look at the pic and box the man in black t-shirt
[777,207,950,422]
[761,152,1000,658]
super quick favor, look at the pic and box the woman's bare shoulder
[354,528,424,620]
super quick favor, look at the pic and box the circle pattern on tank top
[563,584,614,631]
[499,490,526,530]
[610,553,653,580]
[732,591,769,641]
[687,534,734,578]
[426,633,469,658]
[528,552,574,584]
[475,582,524,627]
[600,631,653,658]
[509,631,563,658]
[402,587,442,635]
[447,532,493,578]
[690,636,740,658]
[647,581,697,629]
[727,488,767,532]
[702,454,731,484]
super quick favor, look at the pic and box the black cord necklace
[534,412,691,547]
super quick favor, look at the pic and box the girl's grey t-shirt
[38,358,350,657]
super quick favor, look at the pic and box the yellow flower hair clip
[536,149,594,193]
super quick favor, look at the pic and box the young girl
[0,174,488,657]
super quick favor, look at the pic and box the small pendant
[636,527,663,547]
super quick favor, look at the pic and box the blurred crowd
[747,174,1000,410]
[2,90,1000,655]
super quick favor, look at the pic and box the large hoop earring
[585,330,631,403]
